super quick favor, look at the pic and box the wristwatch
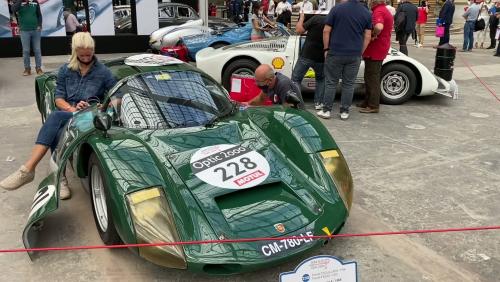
[323,48,329,51]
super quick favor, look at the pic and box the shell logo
[271,57,285,70]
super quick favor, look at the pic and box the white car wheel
[380,64,417,105]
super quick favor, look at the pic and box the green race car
[25,54,353,274]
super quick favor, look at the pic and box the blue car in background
[169,22,291,62]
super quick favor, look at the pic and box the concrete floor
[0,33,499,281]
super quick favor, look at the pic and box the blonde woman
[0,32,116,199]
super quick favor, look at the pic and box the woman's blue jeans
[35,111,73,152]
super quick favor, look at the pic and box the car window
[159,7,174,18]
[177,7,191,18]
[110,71,232,129]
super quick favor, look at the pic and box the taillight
[160,44,189,62]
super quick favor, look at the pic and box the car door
[159,5,175,27]
[176,5,196,25]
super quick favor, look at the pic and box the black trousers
[438,24,451,45]
[363,58,383,109]
[489,24,497,48]
[397,31,410,55]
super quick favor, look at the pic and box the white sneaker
[59,176,71,200]
[314,103,323,110]
[339,112,349,120]
[418,43,423,48]
[317,110,331,119]
[0,165,35,190]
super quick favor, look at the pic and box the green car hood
[135,108,337,240]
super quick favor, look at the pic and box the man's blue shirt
[54,58,116,105]
[325,0,372,56]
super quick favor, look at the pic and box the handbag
[474,4,485,31]
[474,18,485,31]
[435,25,445,37]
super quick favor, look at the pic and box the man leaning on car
[247,64,305,109]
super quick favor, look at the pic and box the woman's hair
[252,2,261,14]
[68,32,95,71]
[419,0,427,6]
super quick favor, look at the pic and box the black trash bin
[434,43,456,81]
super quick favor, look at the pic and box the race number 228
[191,144,270,189]
[214,157,257,181]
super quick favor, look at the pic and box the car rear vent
[202,264,242,274]
[233,38,288,51]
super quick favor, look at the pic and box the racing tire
[222,58,260,91]
[89,153,121,245]
[210,42,229,49]
[380,63,417,105]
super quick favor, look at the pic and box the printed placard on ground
[190,144,270,189]
[280,255,357,282]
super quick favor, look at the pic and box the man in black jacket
[395,0,418,55]
[438,0,455,45]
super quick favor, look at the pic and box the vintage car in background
[170,22,291,62]
[149,19,233,52]
[27,54,353,274]
[196,36,458,105]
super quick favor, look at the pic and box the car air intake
[202,264,242,274]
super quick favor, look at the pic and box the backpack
[394,8,407,32]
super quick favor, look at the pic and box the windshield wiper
[205,102,238,128]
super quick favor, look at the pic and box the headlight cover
[320,150,353,211]
[127,187,187,269]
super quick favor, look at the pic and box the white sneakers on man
[314,103,323,110]
[59,176,71,200]
[340,112,350,120]
[0,165,35,190]
[316,110,331,119]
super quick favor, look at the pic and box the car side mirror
[94,112,112,136]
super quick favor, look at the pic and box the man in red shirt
[358,0,394,113]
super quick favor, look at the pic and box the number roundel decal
[190,144,270,189]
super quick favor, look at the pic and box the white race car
[196,36,458,105]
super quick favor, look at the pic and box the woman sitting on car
[251,2,276,41]
[0,32,116,199]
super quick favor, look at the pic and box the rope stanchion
[2,225,500,254]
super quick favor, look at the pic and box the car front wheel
[89,153,121,245]
[222,58,260,91]
[380,63,417,105]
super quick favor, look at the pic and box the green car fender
[246,107,338,178]
[77,132,221,253]
[79,133,166,245]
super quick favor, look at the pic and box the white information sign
[190,144,270,189]
[280,255,357,282]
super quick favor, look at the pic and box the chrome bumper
[434,76,458,100]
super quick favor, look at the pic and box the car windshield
[110,71,233,129]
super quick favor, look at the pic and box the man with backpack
[394,0,418,55]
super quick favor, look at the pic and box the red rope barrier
[2,225,500,254]
[456,53,500,102]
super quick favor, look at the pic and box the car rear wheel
[222,58,260,91]
[380,63,417,105]
[89,153,121,245]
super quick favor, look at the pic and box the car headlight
[127,187,187,269]
[319,150,353,211]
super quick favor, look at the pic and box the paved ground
[0,33,499,281]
